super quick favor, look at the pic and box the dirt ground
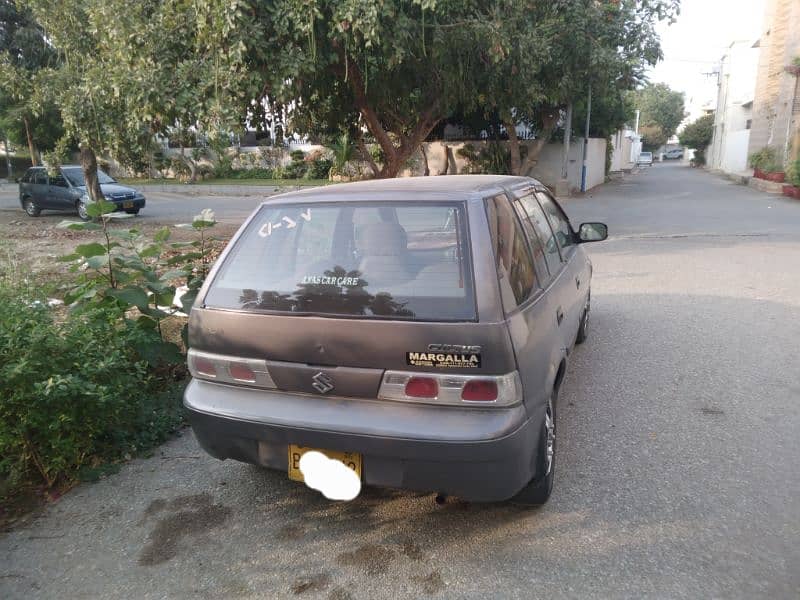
[0,211,240,280]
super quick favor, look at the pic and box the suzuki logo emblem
[311,371,335,394]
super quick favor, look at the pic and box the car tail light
[461,380,498,402]
[192,355,218,378]
[405,377,438,398]
[228,362,256,382]
[188,349,275,389]
[378,370,521,407]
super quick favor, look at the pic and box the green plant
[306,157,332,179]
[327,133,356,176]
[289,149,305,162]
[456,142,510,174]
[787,158,800,187]
[57,204,219,362]
[749,147,783,173]
[0,277,185,491]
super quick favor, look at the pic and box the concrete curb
[128,183,320,197]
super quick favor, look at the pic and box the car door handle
[576,276,581,289]
[556,307,564,325]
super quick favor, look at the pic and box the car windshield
[205,201,476,321]
[61,167,116,187]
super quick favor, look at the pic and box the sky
[647,0,766,121]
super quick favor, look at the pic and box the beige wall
[403,139,608,193]
[748,0,800,166]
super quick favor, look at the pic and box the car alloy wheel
[23,198,40,217]
[77,199,90,221]
[543,397,555,476]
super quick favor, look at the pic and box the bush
[788,158,800,187]
[749,146,783,173]
[306,157,332,179]
[289,149,306,162]
[282,159,307,179]
[0,283,184,491]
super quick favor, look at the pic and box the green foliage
[0,278,184,491]
[57,205,220,363]
[748,146,783,173]
[633,83,687,150]
[306,157,332,180]
[679,113,715,154]
[787,158,800,186]
[327,133,356,176]
[457,142,511,175]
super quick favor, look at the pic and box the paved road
[2,163,799,599]
[0,183,282,225]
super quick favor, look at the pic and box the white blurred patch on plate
[299,451,361,501]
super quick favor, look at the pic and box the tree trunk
[505,119,522,175]
[23,116,38,166]
[355,131,380,178]
[420,144,430,176]
[438,144,450,175]
[80,145,104,203]
[519,107,561,176]
[332,40,442,178]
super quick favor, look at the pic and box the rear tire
[576,291,590,345]
[512,392,557,506]
[23,197,41,217]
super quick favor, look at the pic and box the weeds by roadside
[0,205,223,518]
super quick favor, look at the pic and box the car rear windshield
[204,201,476,321]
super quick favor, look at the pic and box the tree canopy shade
[631,82,686,150]
[246,0,680,177]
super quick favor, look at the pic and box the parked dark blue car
[18,165,146,220]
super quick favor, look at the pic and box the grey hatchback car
[185,175,607,504]
[18,165,146,220]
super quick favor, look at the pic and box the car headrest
[359,222,408,256]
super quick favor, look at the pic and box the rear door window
[486,194,538,312]
[536,192,576,256]
[33,170,47,185]
[517,191,563,276]
[205,201,476,321]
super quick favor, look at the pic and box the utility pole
[581,84,592,192]
[561,103,573,181]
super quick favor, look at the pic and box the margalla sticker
[407,345,482,368]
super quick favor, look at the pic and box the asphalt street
[1,163,799,599]
[0,182,281,225]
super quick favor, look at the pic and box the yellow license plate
[287,445,362,482]
[123,201,134,208]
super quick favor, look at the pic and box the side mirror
[578,222,608,242]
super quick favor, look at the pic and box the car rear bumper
[184,379,540,502]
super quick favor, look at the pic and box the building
[708,40,760,174]
[609,127,642,173]
[747,0,800,167]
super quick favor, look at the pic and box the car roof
[264,175,545,204]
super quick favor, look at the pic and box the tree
[0,0,63,165]
[679,112,714,165]
[25,0,252,197]
[632,83,686,150]
[477,0,680,175]
[241,0,680,178]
